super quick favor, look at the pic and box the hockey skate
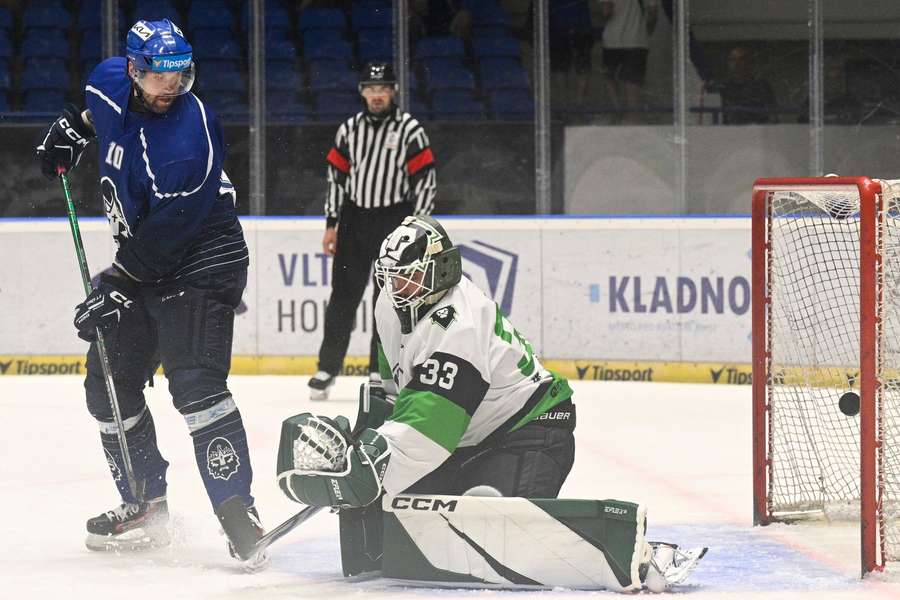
[641,542,707,593]
[225,505,269,572]
[85,497,170,552]
[308,371,336,401]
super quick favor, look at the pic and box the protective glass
[132,63,196,97]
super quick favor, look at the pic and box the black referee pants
[318,202,414,376]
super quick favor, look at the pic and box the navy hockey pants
[84,269,254,509]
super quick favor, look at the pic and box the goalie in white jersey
[371,215,575,497]
[276,217,707,591]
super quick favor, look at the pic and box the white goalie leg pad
[382,494,649,592]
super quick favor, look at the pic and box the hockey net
[752,176,900,575]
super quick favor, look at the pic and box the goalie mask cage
[751,176,900,576]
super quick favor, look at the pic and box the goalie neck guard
[375,216,462,334]
[126,19,195,99]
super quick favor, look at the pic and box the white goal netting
[765,180,900,562]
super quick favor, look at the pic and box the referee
[309,62,437,400]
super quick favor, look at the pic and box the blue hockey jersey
[85,57,248,283]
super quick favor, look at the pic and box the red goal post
[751,176,890,576]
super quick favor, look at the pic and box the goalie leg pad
[339,502,385,576]
[382,494,648,592]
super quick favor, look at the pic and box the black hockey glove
[35,105,95,180]
[73,269,138,342]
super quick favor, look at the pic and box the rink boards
[0,217,754,382]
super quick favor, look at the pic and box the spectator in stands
[797,60,864,125]
[600,0,658,124]
[549,0,594,116]
[717,46,777,125]
[412,0,472,40]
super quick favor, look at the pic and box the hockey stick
[59,170,144,503]
[216,496,324,561]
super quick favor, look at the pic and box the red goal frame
[751,176,883,576]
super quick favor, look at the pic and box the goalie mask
[375,216,462,333]
[126,19,195,109]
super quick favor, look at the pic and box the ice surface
[1,376,898,599]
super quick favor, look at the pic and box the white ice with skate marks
[2,376,900,599]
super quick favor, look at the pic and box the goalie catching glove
[276,413,391,509]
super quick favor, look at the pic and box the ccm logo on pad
[391,496,458,512]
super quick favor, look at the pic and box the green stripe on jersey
[509,372,574,432]
[391,388,471,453]
[377,343,392,381]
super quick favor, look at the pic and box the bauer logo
[588,275,750,315]
[458,241,517,315]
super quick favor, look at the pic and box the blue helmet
[125,19,195,96]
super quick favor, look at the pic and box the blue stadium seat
[191,30,241,59]
[24,89,67,112]
[303,29,345,47]
[308,57,353,76]
[133,1,180,23]
[23,3,71,30]
[472,36,521,59]
[0,34,12,59]
[0,8,13,31]
[358,34,392,63]
[480,62,529,91]
[315,91,361,121]
[298,9,346,32]
[240,3,292,33]
[415,36,465,60]
[80,29,102,60]
[188,1,236,31]
[0,93,9,111]
[409,97,431,120]
[432,91,485,120]
[425,65,475,93]
[467,2,510,28]
[22,30,70,59]
[351,5,392,31]
[309,69,357,93]
[266,64,302,91]
[21,59,70,91]
[0,64,10,90]
[201,90,248,115]
[419,56,464,78]
[202,61,244,92]
[304,37,352,62]
[266,39,297,61]
[489,89,533,120]
[77,1,126,31]
[267,92,312,120]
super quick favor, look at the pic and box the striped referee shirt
[325,107,436,227]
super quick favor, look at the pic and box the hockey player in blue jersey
[35,19,264,566]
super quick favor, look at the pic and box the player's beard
[145,94,177,114]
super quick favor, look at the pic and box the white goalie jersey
[374,276,573,496]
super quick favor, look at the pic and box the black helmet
[359,61,396,91]
[375,216,462,333]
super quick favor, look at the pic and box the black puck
[839,391,860,416]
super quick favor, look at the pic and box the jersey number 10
[105,142,124,170]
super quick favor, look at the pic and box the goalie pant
[86,269,255,509]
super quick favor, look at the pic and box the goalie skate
[85,498,170,552]
[643,542,708,593]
